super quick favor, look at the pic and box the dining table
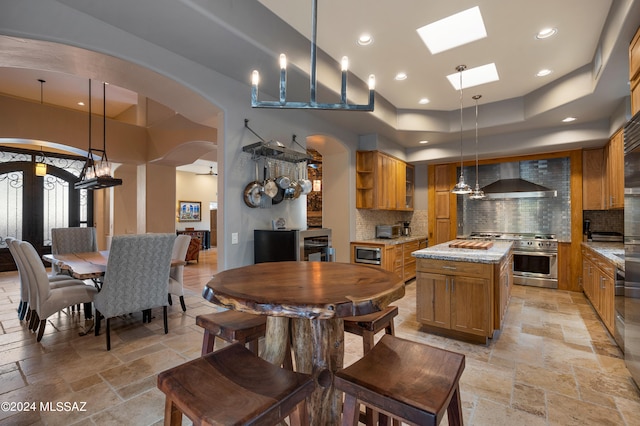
[43,251,187,281]
[202,261,405,425]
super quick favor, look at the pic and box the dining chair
[168,234,191,312]
[93,233,175,350]
[9,238,87,326]
[51,227,98,276]
[18,240,98,342]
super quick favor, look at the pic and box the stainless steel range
[470,232,558,289]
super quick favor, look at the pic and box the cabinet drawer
[417,258,491,278]
[403,241,420,262]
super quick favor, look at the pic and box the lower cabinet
[350,238,424,282]
[582,247,615,335]
[416,258,495,343]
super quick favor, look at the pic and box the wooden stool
[196,310,267,356]
[335,334,465,426]
[343,305,398,354]
[157,343,314,426]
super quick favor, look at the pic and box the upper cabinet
[356,151,414,211]
[582,129,623,210]
[630,25,640,116]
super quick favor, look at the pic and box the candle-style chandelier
[251,0,375,111]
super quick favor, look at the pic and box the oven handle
[512,251,557,258]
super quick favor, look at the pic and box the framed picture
[178,201,201,222]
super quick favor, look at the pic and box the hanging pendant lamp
[34,79,48,177]
[470,94,485,199]
[451,65,472,194]
[74,80,122,190]
[251,0,375,111]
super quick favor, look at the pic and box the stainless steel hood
[481,162,557,199]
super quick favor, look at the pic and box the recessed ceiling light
[536,28,558,39]
[536,69,552,77]
[446,63,499,90]
[417,7,487,54]
[562,117,576,122]
[419,140,429,144]
[395,72,408,81]
[419,98,430,105]
[77,102,85,106]
[357,34,373,46]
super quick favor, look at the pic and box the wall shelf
[242,141,311,164]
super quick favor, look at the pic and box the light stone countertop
[411,240,513,264]
[582,242,624,271]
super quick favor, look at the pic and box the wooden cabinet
[605,129,624,209]
[356,151,414,211]
[582,148,605,210]
[416,258,494,343]
[630,25,640,115]
[350,238,423,281]
[581,246,615,335]
[430,164,454,245]
[582,129,623,210]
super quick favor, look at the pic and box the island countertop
[411,240,513,264]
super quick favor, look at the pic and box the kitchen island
[412,240,513,344]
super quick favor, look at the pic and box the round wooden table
[202,261,405,425]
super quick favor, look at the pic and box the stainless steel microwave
[354,246,382,265]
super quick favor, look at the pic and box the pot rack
[242,119,312,164]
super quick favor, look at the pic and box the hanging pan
[243,161,263,208]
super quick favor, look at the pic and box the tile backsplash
[458,157,572,241]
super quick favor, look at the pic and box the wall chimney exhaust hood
[480,162,557,199]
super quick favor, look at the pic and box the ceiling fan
[197,166,218,176]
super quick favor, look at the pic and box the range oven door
[512,250,558,288]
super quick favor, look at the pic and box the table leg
[291,317,344,426]
[261,317,290,366]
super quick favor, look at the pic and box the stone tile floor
[0,249,639,425]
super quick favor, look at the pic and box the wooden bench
[157,343,313,425]
[335,334,465,426]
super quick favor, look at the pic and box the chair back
[94,233,175,318]
[170,235,191,282]
[51,227,98,273]
[6,238,30,301]
[17,241,52,307]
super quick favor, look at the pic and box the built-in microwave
[354,246,382,265]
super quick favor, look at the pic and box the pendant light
[74,80,122,190]
[251,0,375,111]
[469,94,485,199]
[34,79,48,177]
[451,65,472,194]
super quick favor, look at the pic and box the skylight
[416,7,487,54]
[446,63,499,90]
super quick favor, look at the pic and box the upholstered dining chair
[8,238,84,326]
[168,234,191,312]
[18,240,98,342]
[93,233,175,350]
[51,227,98,276]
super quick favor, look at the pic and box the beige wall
[175,171,218,232]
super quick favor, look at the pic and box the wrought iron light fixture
[34,79,48,177]
[74,80,122,190]
[451,65,472,194]
[469,94,485,199]
[251,0,375,111]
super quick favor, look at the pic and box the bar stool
[196,310,267,356]
[335,334,465,426]
[343,305,398,354]
[157,343,313,426]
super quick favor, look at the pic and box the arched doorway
[0,147,92,271]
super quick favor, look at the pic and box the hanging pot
[298,163,313,195]
[243,162,263,208]
[263,161,278,199]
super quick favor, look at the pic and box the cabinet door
[435,219,451,245]
[402,240,419,281]
[395,160,406,210]
[582,148,605,210]
[607,130,624,209]
[416,272,450,328]
[376,154,397,209]
[600,272,615,333]
[450,275,491,337]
